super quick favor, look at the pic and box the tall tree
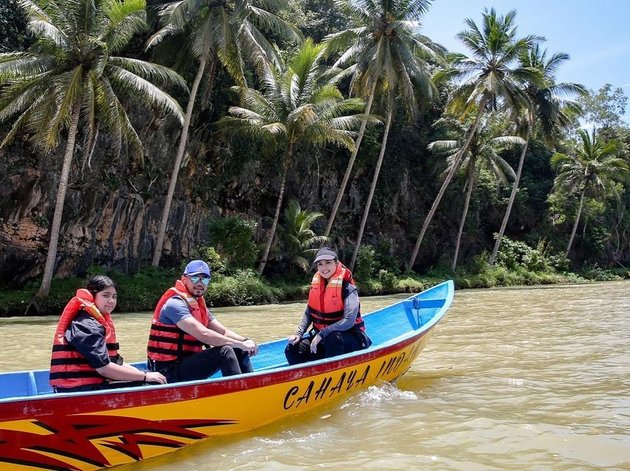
[323,0,441,269]
[489,44,585,264]
[578,83,628,133]
[429,117,522,270]
[0,0,185,297]
[407,7,538,271]
[148,0,301,267]
[218,39,365,274]
[551,129,628,257]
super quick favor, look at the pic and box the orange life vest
[307,263,365,332]
[147,280,210,363]
[49,289,120,389]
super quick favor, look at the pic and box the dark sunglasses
[188,275,211,285]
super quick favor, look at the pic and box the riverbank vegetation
[1,237,627,317]
[0,0,629,315]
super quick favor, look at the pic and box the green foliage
[578,83,628,131]
[275,199,328,274]
[354,245,376,281]
[205,269,282,306]
[109,267,176,313]
[496,237,533,270]
[283,0,349,43]
[0,0,31,52]
[377,269,397,291]
[190,246,227,275]
[32,215,49,228]
[0,0,186,152]
[495,236,554,272]
[372,240,401,275]
[0,0,628,297]
[218,38,366,274]
[579,263,622,282]
[208,217,258,271]
[551,129,629,257]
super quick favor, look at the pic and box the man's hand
[309,334,322,354]
[288,334,301,345]
[241,339,259,356]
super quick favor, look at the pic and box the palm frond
[101,0,147,53]
[146,23,181,50]
[108,56,188,91]
[107,65,184,124]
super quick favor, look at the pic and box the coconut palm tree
[428,117,523,270]
[551,129,628,257]
[0,0,185,297]
[323,0,441,269]
[217,39,366,275]
[276,199,329,274]
[489,44,585,264]
[148,0,302,267]
[322,0,442,243]
[407,7,539,271]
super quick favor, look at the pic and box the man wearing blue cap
[147,260,258,382]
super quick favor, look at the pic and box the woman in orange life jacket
[147,260,258,382]
[285,247,372,365]
[50,276,166,393]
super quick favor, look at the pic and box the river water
[1,281,628,470]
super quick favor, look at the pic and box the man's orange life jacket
[147,280,210,363]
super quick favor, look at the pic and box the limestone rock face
[0,116,426,288]
[0,174,211,285]
[0,134,213,286]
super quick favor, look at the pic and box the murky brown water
[1,281,628,470]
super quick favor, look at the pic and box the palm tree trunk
[565,186,586,258]
[324,80,378,238]
[490,118,531,264]
[452,164,476,272]
[258,146,293,275]
[349,106,393,271]
[407,103,486,272]
[152,56,207,267]
[36,97,82,298]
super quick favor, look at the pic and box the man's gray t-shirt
[159,296,213,326]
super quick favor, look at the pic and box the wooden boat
[0,280,454,470]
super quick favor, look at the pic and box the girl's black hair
[86,275,116,296]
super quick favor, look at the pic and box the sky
[421,0,630,121]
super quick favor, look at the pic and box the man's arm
[177,316,256,353]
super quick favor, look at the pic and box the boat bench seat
[0,370,54,400]
[0,371,37,400]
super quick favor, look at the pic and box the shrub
[205,270,281,306]
[190,246,226,275]
[208,217,258,270]
[378,269,398,291]
[580,263,622,281]
[354,245,376,281]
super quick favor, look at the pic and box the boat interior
[0,285,450,401]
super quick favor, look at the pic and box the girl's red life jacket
[49,289,120,389]
[147,280,210,363]
[307,263,365,332]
